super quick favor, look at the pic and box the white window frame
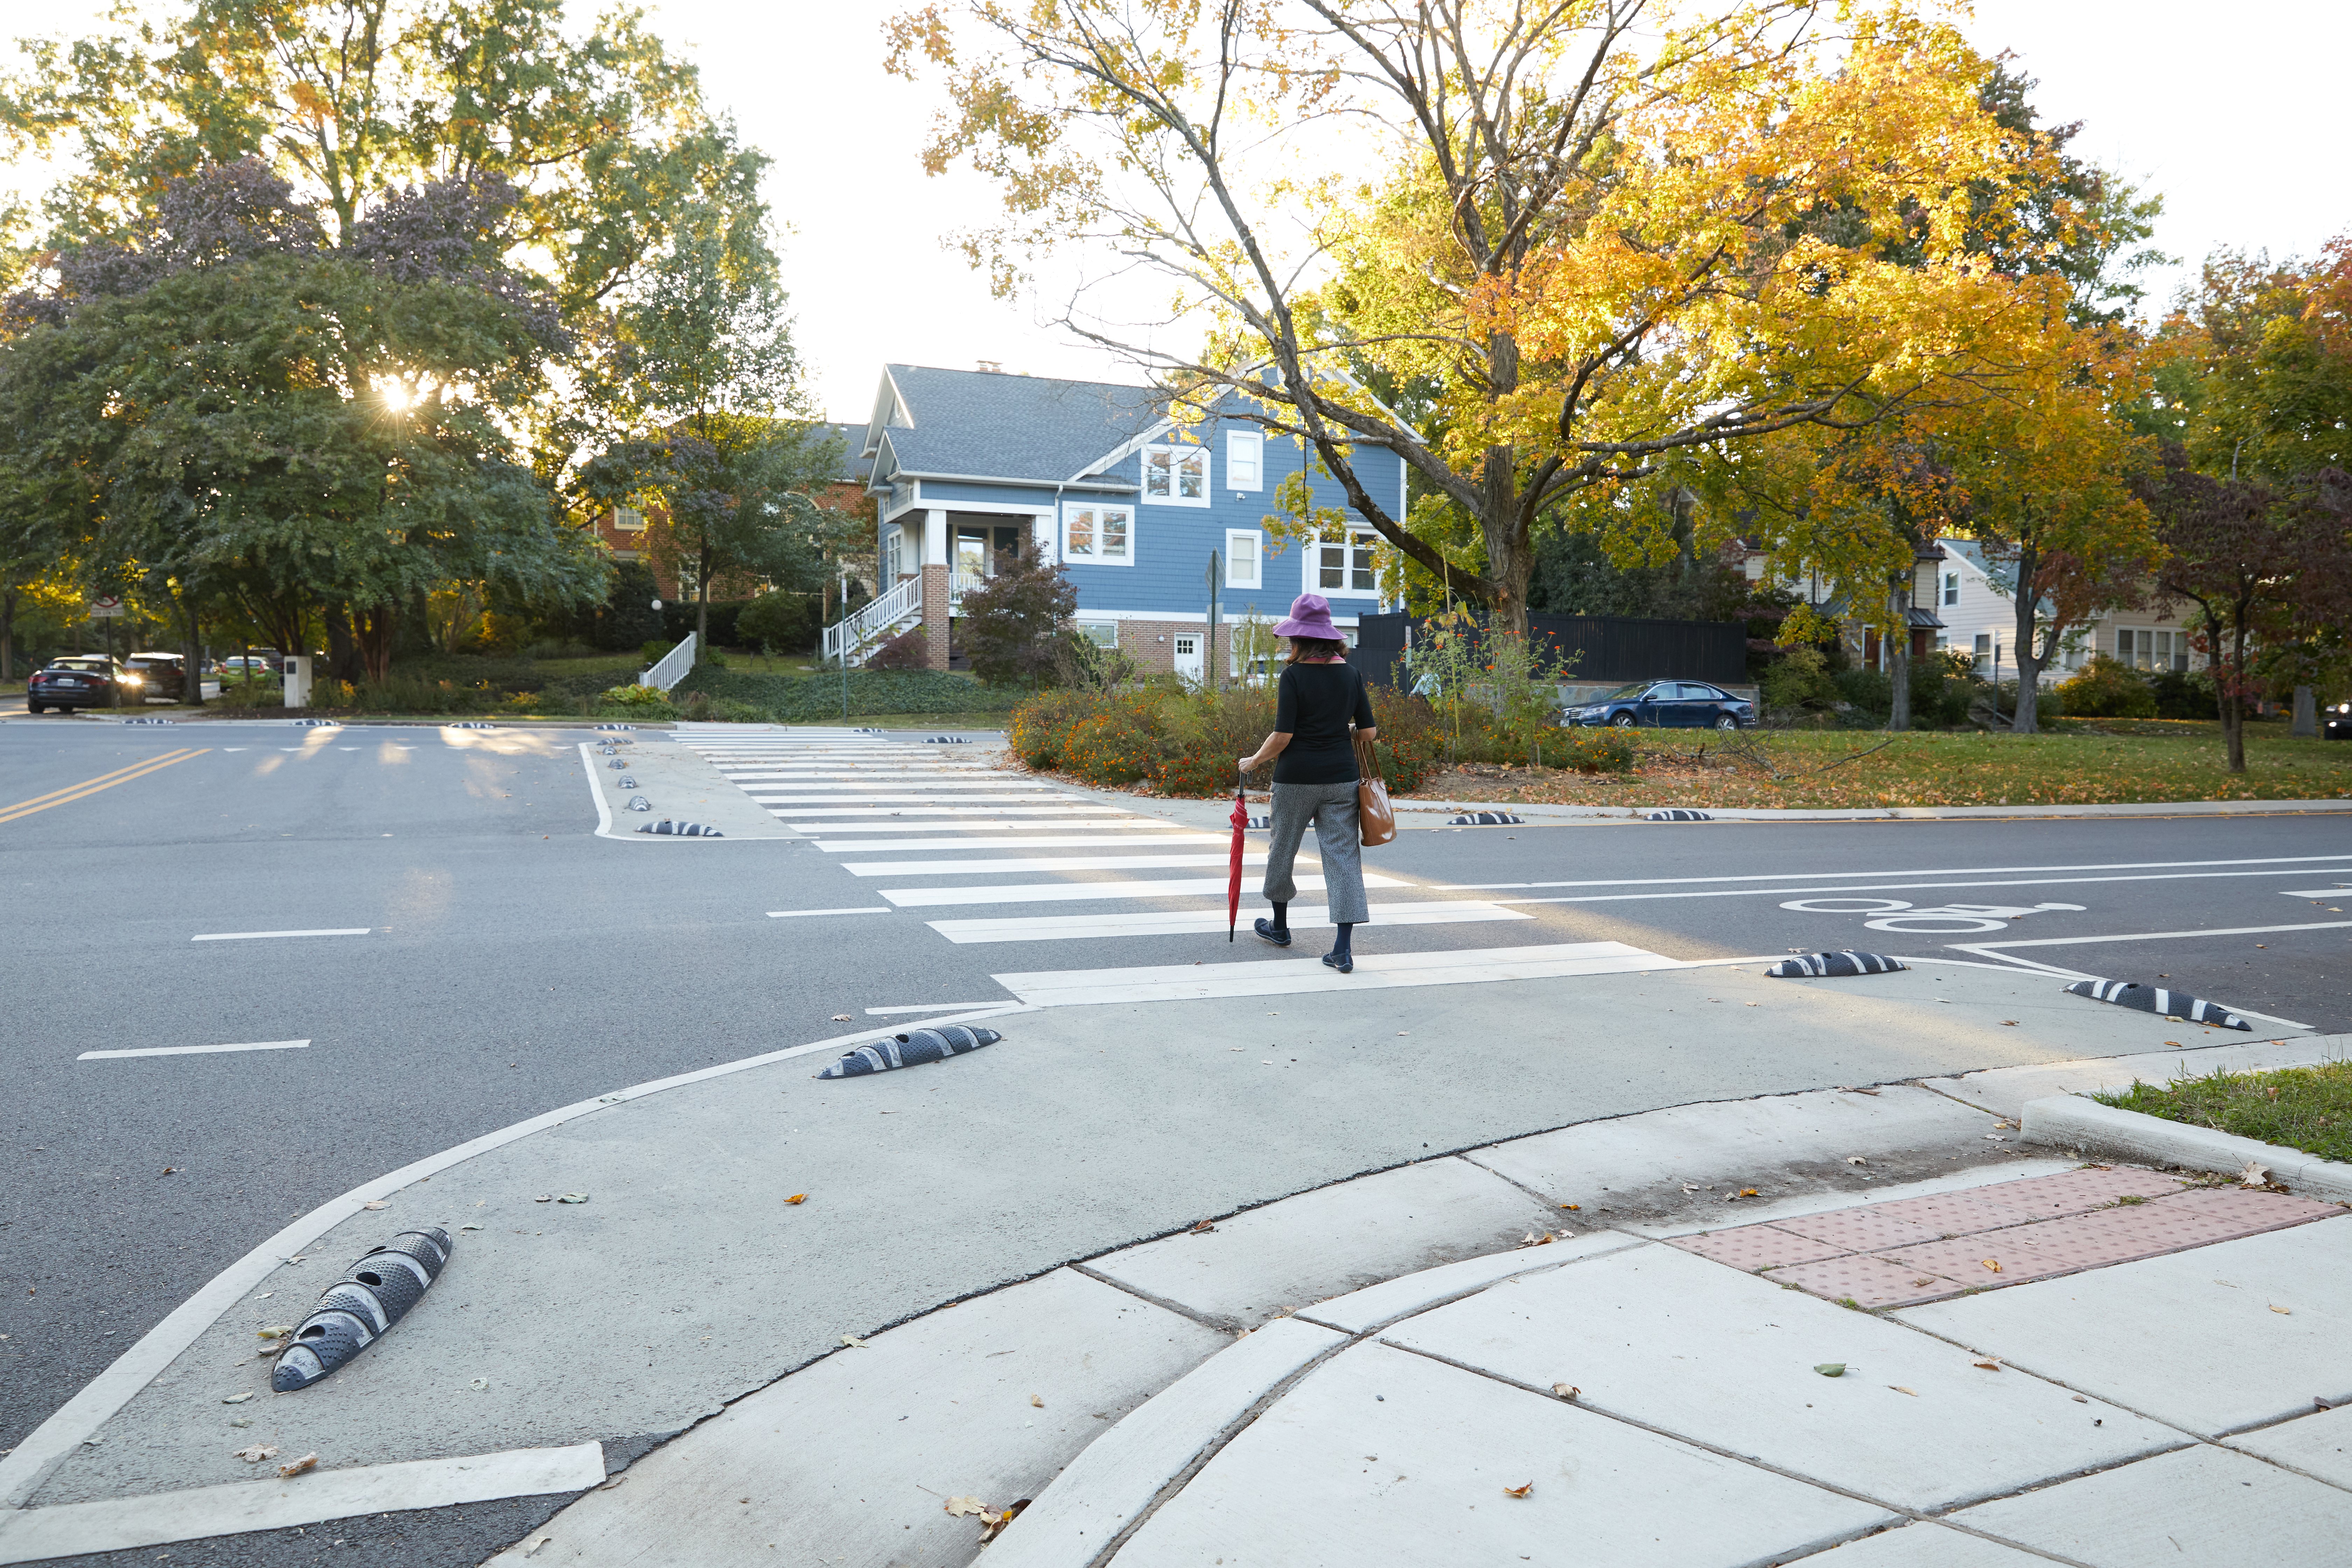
[1310,526,1379,595]
[1060,501,1134,566]
[880,525,904,583]
[1224,530,1262,590]
[1072,619,1119,647]
[1141,443,1210,507]
[613,506,646,533]
[1225,429,1263,492]
[1941,570,1959,606]
[2118,627,2189,672]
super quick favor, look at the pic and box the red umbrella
[1227,767,1248,941]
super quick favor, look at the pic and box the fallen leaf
[522,1538,553,1559]
[2165,1040,2183,1047]
[784,1194,807,1205]
[1814,1363,1846,1378]
[470,1378,490,1390]
[831,1014,853,1022]
[1743,1001,1759,1007]
[2270,1305,2292,1315]
[233,1444,279,1463]
[1889,1385,1918,1396]
[1189,1218,1215,1234]
[1727,1188,1759,1200]
[1551,1383,1579,1400]
[944,1496,988,1518]
[841,1334,870,1349]
[1973,1359,2000,1371]
[1913,1278,1935,1287]
[162,1167,178,1175]
[1559,1203,1581,1211]
[1519,1231,1554,1248]
[1029,1394,1044,1408]
[979,1499,1030,1543]
[534,1194,553,1203]
[255,1326,294,1339]
[459,1223,482,1231]
[1846,1156,1868,1166]
[278,1452,319,1478]
[361,1201,388,1211]
[222,1392,255,1403]
[2241,1161,2270,1188]
[1503,1482,1533,1498]
[556,1193,589,1204]
[1981,1259,2002,1273]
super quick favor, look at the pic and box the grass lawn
[2095,1061,2352,1165]
[1405,728,2352,810]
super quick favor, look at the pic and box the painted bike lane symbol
[1778,897,2086,934]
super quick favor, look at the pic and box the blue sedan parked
[1564,680,1755,730]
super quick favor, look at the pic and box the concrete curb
[2020,1096,2352,1203]
[1389,797,2352,822]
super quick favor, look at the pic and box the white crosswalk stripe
[678,730,1532,964]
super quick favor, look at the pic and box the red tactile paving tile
[1769,1205,1946,1253]
[1877,1235,2076,1290]
[1843,1190,2048,1238]
[1668,1225,1849,1270]
[1977,1166,2190,1217]
[1767,1253,1965,1310]
[1878,1189,2344,1296]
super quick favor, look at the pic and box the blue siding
[915,479,1072,509]
[1057,419,1401,617]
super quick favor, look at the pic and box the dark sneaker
[1253,918,1292,947]
[1321,951,1354,974]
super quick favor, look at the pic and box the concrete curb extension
[2023,1095,2352,1203]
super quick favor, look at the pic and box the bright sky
[5,2,2346,420]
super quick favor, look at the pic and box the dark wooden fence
[1352,611,1748,691]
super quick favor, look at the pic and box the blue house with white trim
[827,365,1405,679]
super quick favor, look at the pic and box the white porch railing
[822,575,923,663]
[639,631,697,692]
[948,568,987,609]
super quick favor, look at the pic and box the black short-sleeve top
[1272,660,1376,784]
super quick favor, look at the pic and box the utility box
[283,654,313,709]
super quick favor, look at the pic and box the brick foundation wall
[1116,619,1231,679]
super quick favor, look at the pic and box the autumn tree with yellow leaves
[888,0,2120,635]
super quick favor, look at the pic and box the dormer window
[1143,443,1209,506]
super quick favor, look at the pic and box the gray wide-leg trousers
[1262,779,1369,925]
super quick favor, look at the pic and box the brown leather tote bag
[1354,731,1396,847]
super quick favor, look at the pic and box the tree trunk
[353,600,397,682]
[1888,576,1912,732]
[2222,619,2248,773]
[2009,542,2041,735]
[697,542,712,650]
[180,580,205,707]
[325,606,365,683]
[0,587,14,681]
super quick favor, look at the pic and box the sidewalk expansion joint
[1067,1264,1236,1334]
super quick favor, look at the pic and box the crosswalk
[678,729,1540,952]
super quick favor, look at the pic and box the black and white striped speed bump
[272,1228,451,1391]
[2063,979,2251,1030]
[637,820,724,836]
[625,796,652,812]
[1647,808,1711,822]
[1448,812,1524,826]
[816,1025,1001,1079]
[123,717,176,724]
[447,721,494,729]
[594,723,634,731]
[1767,952,1910,978]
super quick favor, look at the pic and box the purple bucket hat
[1272,594,1341,640]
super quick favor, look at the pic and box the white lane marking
[864,1003,1011,1015]
[1956,919,2352,950]
[846,852,1281,876]
[931,900,1529,943]
[771,806,1118,818]
[2278,888,2352,897]
[994,940,1669,1006]
[789,819,1177,833]
[741,794,1090,806]
[1486,867,2352,908]
[785,822,1162,832]
[765,906,894,918]
[883,873,1409,907]
[190,929,371,941]
[815,833,1222,853]
[79,1040,310,1061]
[1435,852,2352,892]
[0,1442,606,1563]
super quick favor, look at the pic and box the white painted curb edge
[2019,1096,2352,1203]
[0,1007,1035,1514]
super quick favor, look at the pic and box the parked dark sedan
[27,657,145,713]
[1563,680,1756,729]
[2326,702,2352,740]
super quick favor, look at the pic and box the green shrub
[2057,655,2157,719]
[1833,667,1892,718]
[670,666,1017,720]
[1763,647,1840,715]
[1551,726,1637,773]
[2147,667,2215,721]
[1063,693,1168,787]
[1010,690,1111,769]
[1365,688,1448,791]
[1154,687,1278,795]
[737,592,821,654]
[961,542,1077,685]
[866,627,930,670]
[600,682,677,714]
[640,640,676,666]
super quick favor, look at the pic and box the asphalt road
[3,712,2349,1484]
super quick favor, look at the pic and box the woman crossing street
[1237,594,1378,973]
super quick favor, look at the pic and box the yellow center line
[0,748,211,824]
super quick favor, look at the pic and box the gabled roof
[873,365,1170,485]
[810,422,872,486]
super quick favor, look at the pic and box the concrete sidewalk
[0,959,2342,1566]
